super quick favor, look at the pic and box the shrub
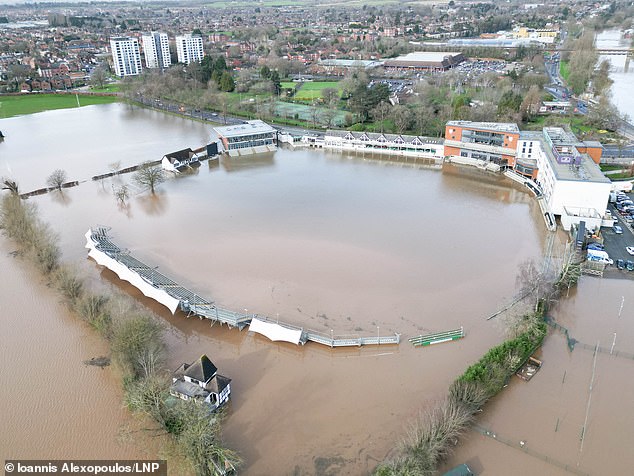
[55,266,84,305]
[78,294,112,337]
[111,314,165,380]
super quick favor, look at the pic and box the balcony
[444,139,516,157]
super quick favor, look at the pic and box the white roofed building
[383,52,465,71]
[213,120,277,156]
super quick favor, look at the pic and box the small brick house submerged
[169,354,231,411]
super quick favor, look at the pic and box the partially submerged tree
[133,162,165,194]
[46,169,67,190]
[1,177,19,195]
[113,184,129,205]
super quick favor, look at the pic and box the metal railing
[88,227,401,347]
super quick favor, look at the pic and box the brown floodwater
[2,104,629,475]
[442,277,634,476]
[0,237,158,461]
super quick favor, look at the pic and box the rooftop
[447,121,520,134]
[326,130,443,144]
[318,59,383,68]
[522,130,608,183]
[176,354,218,383]
[544,146,608,183]
[213,120,276,138]
[385,51,463,64]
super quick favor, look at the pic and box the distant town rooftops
[446,120,520,134]
[213,120,276,138]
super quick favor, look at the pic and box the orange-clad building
[575,141,603,164]
[444,121,520,167]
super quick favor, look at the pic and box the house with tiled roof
[169,354,232,411]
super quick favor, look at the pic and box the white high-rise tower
[175,34,204,64]
[109,37,142,77]
[142,32,171,69]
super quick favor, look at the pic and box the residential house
[169,354,232,411]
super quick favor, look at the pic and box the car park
[617,259,626,270]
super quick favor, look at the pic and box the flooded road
[443,278,634,476]
[0,103,605,474]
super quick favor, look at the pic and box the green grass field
[559,60,570,81]
[293,81,343,101]
[89,84,121,93]
[0,94,119,119]
[280,81,297,90]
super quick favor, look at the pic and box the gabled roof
[184,354,217,383]
[205,374,232,394]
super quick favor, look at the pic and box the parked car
[613,225,623,234]
[627,246,634,255]
[627,260,634,271]
[617,259,626,270]
[587,243,605,251]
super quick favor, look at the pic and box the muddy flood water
[1,104,632,475]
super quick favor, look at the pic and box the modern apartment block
[141,32,171,69]
[109,36,142,77]
[444,121,520,167]
[175,34,204,64]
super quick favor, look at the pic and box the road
[545,46,634,143]
[133,95,322,138]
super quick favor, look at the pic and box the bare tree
[391,105,412,134]
[90,66,110,89]
[370,101,391,133]
[515,259,556,311]
[309,101,322,128]
[554,242,582,296]
[520,85,542,121]
[113,184,129,205]
[133,162,165,194]
[46,169,67,190]
[322,87,339,106]
[108,161,122,174]
[322,106,338,129]
[1,178,19,195]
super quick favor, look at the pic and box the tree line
[0,182,240,475]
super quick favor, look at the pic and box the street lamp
[244,308,248,317]
[377,326,380,345]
